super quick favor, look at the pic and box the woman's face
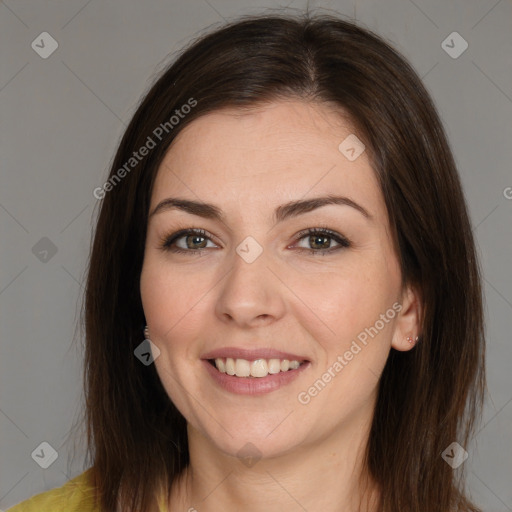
[140,99,417,460]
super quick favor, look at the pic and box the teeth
[213,357,304,377]
[225,357,235,375]
[251,359,268,377]
[235,358,251,377]
[215,358,225,373]
[268,359,281,374]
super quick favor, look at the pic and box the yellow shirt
[6,468,167,511]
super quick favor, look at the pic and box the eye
[159,227,351,256]
[292,227,351,255]
[159,228,215,255]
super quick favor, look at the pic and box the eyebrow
[149,194,372,223]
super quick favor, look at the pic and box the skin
[140,99,421,511]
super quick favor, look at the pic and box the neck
[167,402,380,512]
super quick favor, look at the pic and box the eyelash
[158,226,351,256]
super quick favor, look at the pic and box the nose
[214,245,286,327]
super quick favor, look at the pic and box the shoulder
[7,468,101,512]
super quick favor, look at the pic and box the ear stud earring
[406,335,419,343]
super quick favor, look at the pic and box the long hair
[81,11,486,511]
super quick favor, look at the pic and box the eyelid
[292,226,350,248]
[158,227,219,250]
[158,225,351,255]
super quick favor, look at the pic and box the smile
[201,347,310,394]
[210,357,305,378]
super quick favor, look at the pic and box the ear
[391,283,422,351]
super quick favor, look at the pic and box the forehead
[151,100,384,219]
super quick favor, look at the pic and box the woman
[8,11,486,512]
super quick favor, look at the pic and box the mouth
[206,357,308,378]
[201,347,311,394]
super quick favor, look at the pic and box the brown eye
[160,228,215,255]
[294,228,351,255]
[159,227,351,256]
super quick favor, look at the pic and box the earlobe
[393,333,420,352]
[391,284,422,352]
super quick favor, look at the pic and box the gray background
[1,0,511,510]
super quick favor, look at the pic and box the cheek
[305,261,400,391]
[140,260,197,349]
[312,268,395,338]
[140,261,205,409]
[303,272,398,405]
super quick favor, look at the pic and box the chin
[210,428,303,464]
[185,407,307,458]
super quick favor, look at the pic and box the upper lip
[201,347,309,362]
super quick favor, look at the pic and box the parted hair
[81,11,486,512]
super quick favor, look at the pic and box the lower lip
[202,359,310,395]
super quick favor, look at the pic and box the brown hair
[81,11,486,512]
